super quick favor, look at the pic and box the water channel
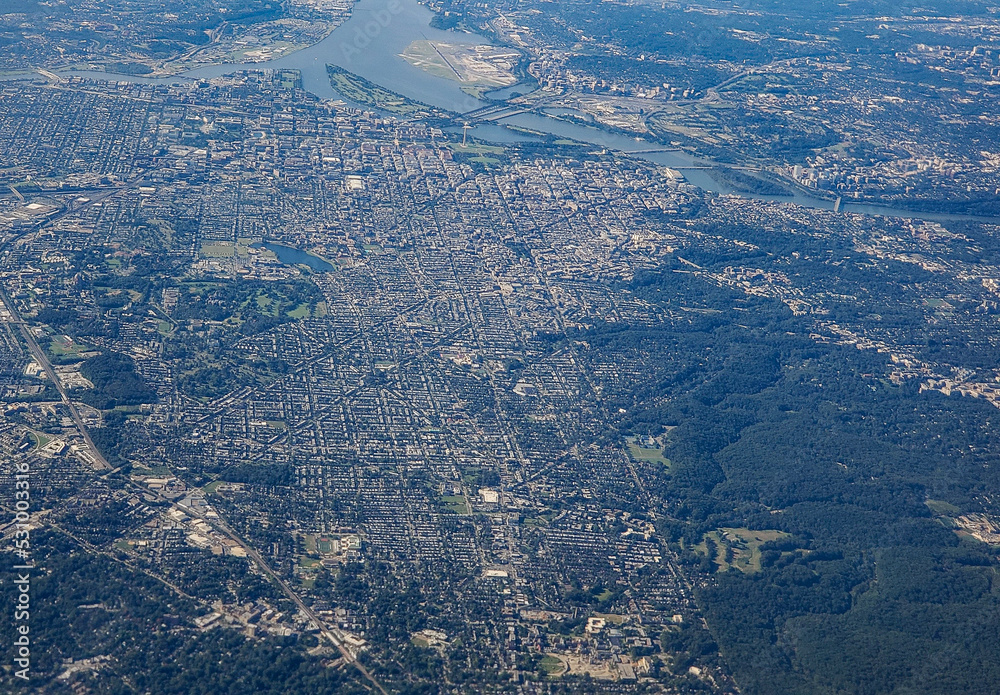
[42,0,1000,224]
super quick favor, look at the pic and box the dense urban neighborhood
[3,0,1000,693]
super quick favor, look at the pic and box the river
[42,0,1000,223]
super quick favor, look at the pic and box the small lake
[257,242,335,271]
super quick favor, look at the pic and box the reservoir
[257,242,335,271]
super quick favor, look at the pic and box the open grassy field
[301,534,318,553]
[27,431,52,449]
[327,64,438,116]
[695,527,790,573]
[441,494,470,514]
[287,303,311,319]
[48,334,90,357]
[926,499,961,515]
[724,528,789,573]
[539,655,566,675]
[449,142,505,156]
[202,480,225,495]
[626,437,671,468]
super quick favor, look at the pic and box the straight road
[0,288,110,470]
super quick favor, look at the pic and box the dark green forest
[574,252,1000,694]
[80,352,157,410]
